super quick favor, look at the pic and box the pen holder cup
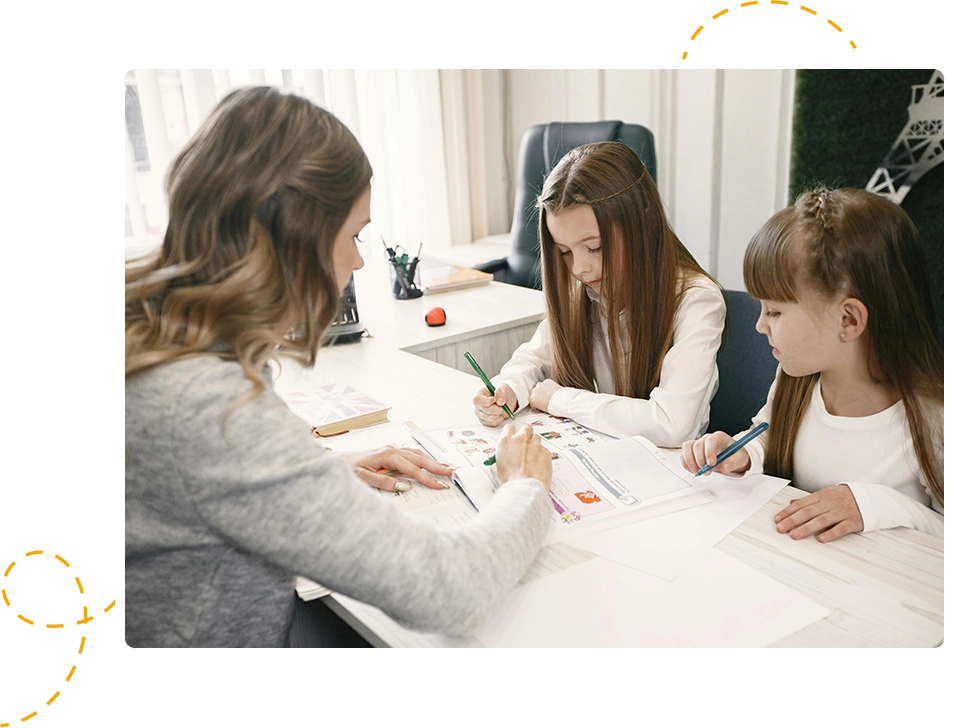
[389,260,423,300]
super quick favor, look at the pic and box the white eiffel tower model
[866,70,944,204]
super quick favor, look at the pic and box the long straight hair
[126,87,372,396]
[538,141,714,398]
[744,188,943,504]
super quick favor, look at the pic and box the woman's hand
[473,383,518,427]
[493,424,552,492]
[680,431,751,476]
[774,484,863,543]
[342,446,453,492]
[529,379,562,413]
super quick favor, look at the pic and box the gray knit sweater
[125,354,552,647]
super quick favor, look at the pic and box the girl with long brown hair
[473,141,726,447]
[682,188,943,541]
[126,86,554,647]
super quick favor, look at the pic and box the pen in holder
[388,258,423,299]
[383,238,424,299]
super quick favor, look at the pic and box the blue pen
[694,421,769,477]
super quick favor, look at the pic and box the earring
[840,332,847,340]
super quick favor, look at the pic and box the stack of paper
[418,259,493,293]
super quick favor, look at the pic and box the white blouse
[743,375,943,539]
[491,275,725,447]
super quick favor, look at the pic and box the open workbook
[411,412,716,544]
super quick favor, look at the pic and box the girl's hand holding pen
[680,431,752,476]
[473,383,519,427]
[494,424,552,492]
[343,446,454,492]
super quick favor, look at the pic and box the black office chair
[475,121,657,290]
[706,290,779,436]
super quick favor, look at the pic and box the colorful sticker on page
[546,457,617,525]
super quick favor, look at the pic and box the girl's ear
[839,297,868,342]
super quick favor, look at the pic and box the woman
[125,86,553,647]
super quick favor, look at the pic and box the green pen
[464,351,515,421]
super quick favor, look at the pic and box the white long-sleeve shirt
[743,374,943,539]
[491,275,725,446]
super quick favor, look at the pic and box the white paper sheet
[477,549,830,647]
[563,472,789,580]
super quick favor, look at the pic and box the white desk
[277,338,944,648]
[350,251,545,378]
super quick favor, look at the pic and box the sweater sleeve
[544,279,726,446]
[845,481,944,539]
[172,365,553,638]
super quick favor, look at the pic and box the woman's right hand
[473,383,518,427]
[680,431,752,476]
[494,424,552,492]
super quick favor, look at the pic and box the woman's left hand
[773,484,864,543]
[529,379,562,412]
[343,447,453,492]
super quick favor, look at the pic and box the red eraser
[425,307,446,326]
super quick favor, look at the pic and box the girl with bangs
[126,87,554,647]
[682,188,943,541]
[474,141,726,447]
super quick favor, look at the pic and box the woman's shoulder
[127,355,297,461]
[127,354,275,420]
[127,354,253,394]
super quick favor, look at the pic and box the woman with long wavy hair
[126,86,553,647]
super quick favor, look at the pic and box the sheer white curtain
[124,69,479,261]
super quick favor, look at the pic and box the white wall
[128,68,796,289]
[495,69,795,291]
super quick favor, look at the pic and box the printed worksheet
[413,418,715,543]
[410,411,617,469]
[295,421,478,601]
[315,420,478,525]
